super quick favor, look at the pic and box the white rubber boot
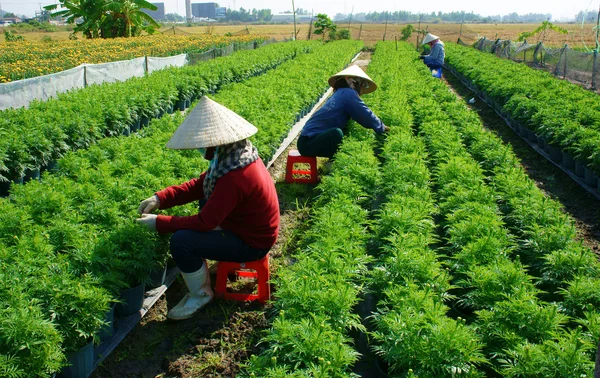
[167,260,214,320]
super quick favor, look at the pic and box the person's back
[424,40,445,68]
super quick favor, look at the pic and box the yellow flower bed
[0,34,260,83]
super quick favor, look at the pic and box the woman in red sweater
[136,96,280,320]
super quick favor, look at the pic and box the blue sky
[3,0,596,21]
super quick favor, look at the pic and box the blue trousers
[297,128,344,158]
[170,230,270,273]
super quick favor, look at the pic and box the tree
[517,20,568,43]
[313,13,336,41]
[44,0,159,39]
[3,12,16,18]
[400,24,414,41]
[103,0,160,38]
[165,13,184,22]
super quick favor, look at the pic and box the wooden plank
[92,267,180,374]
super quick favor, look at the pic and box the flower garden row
[0,40,363,377]
[0,40,311,190]
[391,41,599,376]
[445,42,600,190]
[244,41,600,377]
[0,34,258,83]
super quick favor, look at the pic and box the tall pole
[348,5,354,31]
[416,14,422,49]
[185,0,192,23]
[308,9,313,40]
[292,0,297,41]
[358,23,362,40]
[459,20,463,43]
[592,5,600,89]
[383,12,389,41]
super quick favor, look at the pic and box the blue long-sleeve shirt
[300,87,385,137]
[423,41,445,67]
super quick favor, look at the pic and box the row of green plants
[445,42,600,177]
[213,40,364,162]
[0,114,203,377]
[390,41,599,376]
[245,124,381,376]
[362,43,487,376]
[0,41,314,184]
[0,41,367,376]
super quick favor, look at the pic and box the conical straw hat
[422,33,440,45]
[166,96,258,149]
[328,64,377,94]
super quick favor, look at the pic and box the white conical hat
[422,33,440,45]
[328,64,377,94]
[166,96,258,149]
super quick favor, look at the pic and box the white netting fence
[0,40,265,111]
[459,36,600,90]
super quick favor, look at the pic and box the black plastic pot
[44,160,59,173]
[115,282,145,317]
[130,118,141,132]
[140,116,150,128]
[562,152,575,170]
[527,129,537,143]
[24,168,40,183]
[575,160,586,178]
[0,181,10,197]
[374,358,391,378]
[176,99,186,111]
[547,144,562,163]
[147,265,167,289]
[121,126,131,137]
[166,103,175,114]
[56,340,94,378]
[518,124,528,137]
[98,303,116,341]
[541,137,550,153]
[584,167,598,188]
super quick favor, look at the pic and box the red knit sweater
[155,159,279,249]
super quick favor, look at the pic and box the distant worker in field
[419,33,445,77]
[297,65,389,158]
[136,97,279,320]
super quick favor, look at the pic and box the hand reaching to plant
[138,195,160,215]
[383,125,390,133]
[136,213,157,231]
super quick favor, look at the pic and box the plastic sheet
[85,57,146,85]
[0,65,85,110]
[147,54,188,73]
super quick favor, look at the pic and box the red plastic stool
[285,150,319,184]
[214,254,270,303]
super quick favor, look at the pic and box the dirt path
[443,71,600,253]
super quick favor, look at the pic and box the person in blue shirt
[419,33,445,72]
[297,65,389,158]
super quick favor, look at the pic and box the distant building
[143,3,165,21]
[192,3,217,19]
[215,7,226,19]
[271,14,312,23]
[0,17,22,24]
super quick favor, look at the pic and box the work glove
[136,213,157,232]
[138,195,160,215]
[418,55,425,60]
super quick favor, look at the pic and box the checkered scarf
[203,139,259,199]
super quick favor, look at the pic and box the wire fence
[458,36,600,90]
